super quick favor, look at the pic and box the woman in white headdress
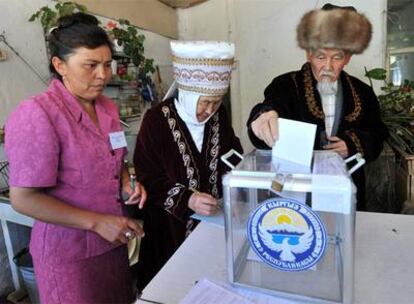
[132,41,243,290]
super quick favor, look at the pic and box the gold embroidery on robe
[303,64,362,122]
[345,130,364,155]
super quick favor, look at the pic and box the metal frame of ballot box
[222,150,361,304]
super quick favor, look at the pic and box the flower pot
[113,39,124,53]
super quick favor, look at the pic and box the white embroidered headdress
[171,41,235,96]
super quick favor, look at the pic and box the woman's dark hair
[48,12,113,79]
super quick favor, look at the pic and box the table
[137,212,414,304]
[0,198,34,291]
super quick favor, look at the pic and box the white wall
[0,0,50,126]
[178,0,387,151]
[0,0,173,126]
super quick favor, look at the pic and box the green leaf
[76,3,87,12]
[60,3,75,16]
[28,12,39,22]
[119,19,130,25]
[365,68,387,80]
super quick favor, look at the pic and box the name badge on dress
[109,131,127,150]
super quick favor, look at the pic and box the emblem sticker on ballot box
[247,197,327,271]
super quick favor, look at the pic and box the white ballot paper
[272,118,316,167]
[191,208,224,227]
[180,278,253,304]
[180,277,298,304]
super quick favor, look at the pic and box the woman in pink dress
[5,13,146,303]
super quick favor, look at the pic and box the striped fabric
[320,94,336,137]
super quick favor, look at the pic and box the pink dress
[5,79,133,303]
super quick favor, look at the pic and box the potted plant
[365,67,414,153]
[104,19,155,79]
[30,2,155,80]
[29,1,87,34]
[365,68,414,212]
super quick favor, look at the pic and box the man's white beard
[317,79,338,96]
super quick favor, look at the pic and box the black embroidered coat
[247,63,388,210]
[133,98,242,289]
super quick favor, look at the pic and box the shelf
[107,80,130,87]
[113,51,131,59]
[120,113,141,120]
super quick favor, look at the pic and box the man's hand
[251,110,279,148]
[324,136,349,158]
[188,192,219,216]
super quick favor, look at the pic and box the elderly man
[247,4,388,211]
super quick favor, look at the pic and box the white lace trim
[208,114,220,198]
[165,183,186,211]
[162,104,220,200]
[162,106,198,189]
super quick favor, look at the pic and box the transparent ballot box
[222,150,358,304]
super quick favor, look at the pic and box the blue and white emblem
[247,197,327,271]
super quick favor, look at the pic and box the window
[387,0,414,85]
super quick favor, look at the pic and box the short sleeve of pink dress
[6,100,59,187]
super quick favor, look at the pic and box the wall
[0,0,173,126]
[71,0,178,38]
[177,0,387,151]
[0,0,50,127]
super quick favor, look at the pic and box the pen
[190,188,200,195]
[138,298,165,304]
[130,174,136,190]
[191,188,223,209]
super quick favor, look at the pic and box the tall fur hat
[296,4,372,54]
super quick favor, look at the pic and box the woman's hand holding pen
[94,174,146,244]
[123,175,147,209]
[188,191,219,216]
